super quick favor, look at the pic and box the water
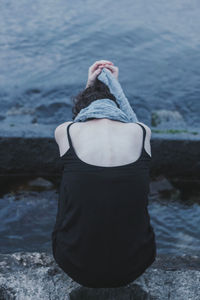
[150,198,200,255]
[0,0,200,256]
[0,189,57,253]
[0,181,200,256]
[0,0,200,127]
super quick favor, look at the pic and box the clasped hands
[86,60,119,88]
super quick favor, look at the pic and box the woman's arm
[85,60,139,122]
[86,60,114,88]
[97,65,139,122]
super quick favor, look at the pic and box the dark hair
[71,77,119,120]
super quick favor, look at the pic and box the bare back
[55,118,152,168]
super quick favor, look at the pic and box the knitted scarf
[73,68,138,123]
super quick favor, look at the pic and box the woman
[52,60,156,288]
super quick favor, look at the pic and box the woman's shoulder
[130,122,152,138]
[54,121,73,143]
[55,121,73,131]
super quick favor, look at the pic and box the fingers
[94,60,114,66]
[93,67,102,75]
[90,60,114,73]
[101,64,118,76]
[103,64,118,71]
[90,66,103,78]
[87,60,118,87]
[86,67,102,87]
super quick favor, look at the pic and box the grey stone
[27,177,54,189]
[151,109,186,128]
[0,252,199,300]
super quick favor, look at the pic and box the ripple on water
[0,187,200,255]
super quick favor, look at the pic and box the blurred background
[0,0,200,137]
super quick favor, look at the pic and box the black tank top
[52,121,156,288]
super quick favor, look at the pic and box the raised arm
[98,66,138,122]
[85,60,139,122]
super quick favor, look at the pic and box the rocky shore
[0,252,199,300]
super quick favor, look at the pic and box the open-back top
[51,121,156,288]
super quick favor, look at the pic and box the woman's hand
[100,64,119,81]
[86,60,118,88]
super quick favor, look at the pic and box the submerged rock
[151,109,186,128]
[27,177,54,190]
[0,252,199,299]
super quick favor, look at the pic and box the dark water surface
[0,0,200,130]
[0,0,200,257]
[0,184,199,256]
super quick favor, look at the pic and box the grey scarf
[73,68,138,123]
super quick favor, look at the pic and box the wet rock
[0,135,199,180]
[151,109,186,128]
[150,175,174,193]
[6,106,35,116]
[0,286,16,300]
[35,102,72,124]
[150,175,180,200]
[149,137,200,179]
[0,252,199,299]
[25,88,41,95]
[27,177,54,190]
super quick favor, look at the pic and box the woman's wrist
[86,80,93,88]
